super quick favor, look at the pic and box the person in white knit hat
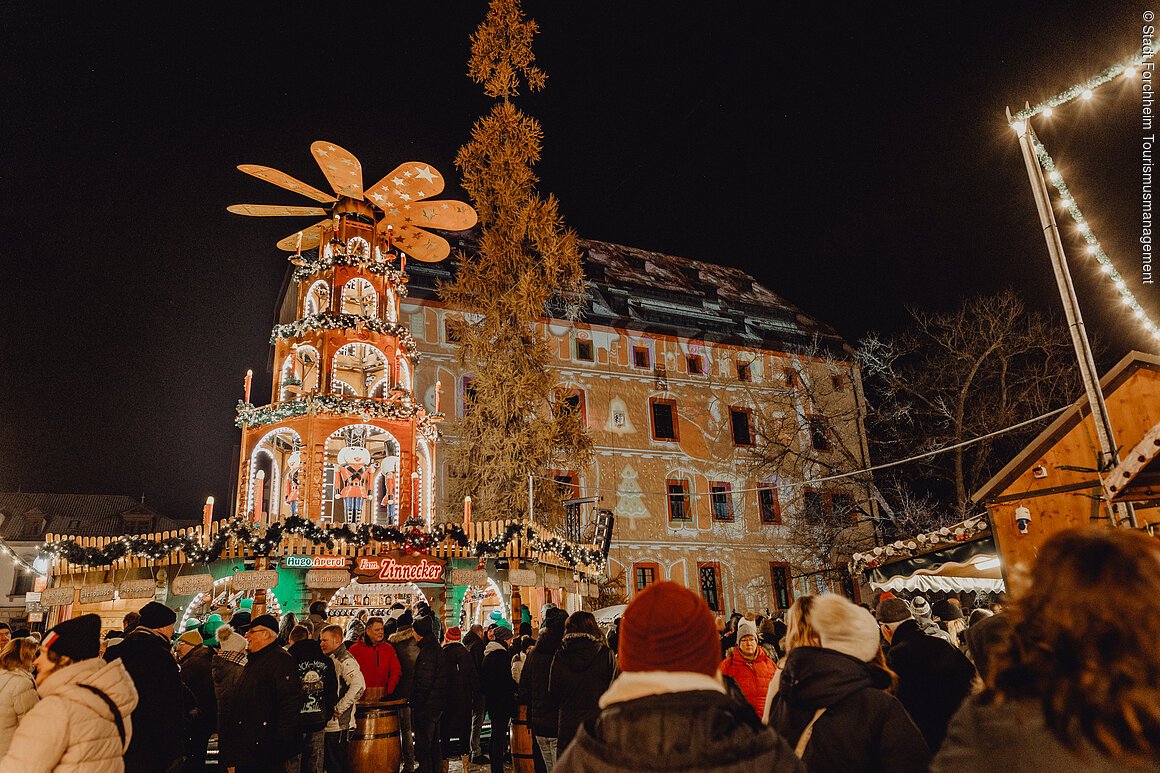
[764,594,929,772]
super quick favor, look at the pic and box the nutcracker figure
[284,451,302,518]
[335,446,375,523]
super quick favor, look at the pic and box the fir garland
[271,313,418,356]
[39,515,606,572]
[292,251,410,290]
[235,394,440,437]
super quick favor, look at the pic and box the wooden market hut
[972,351,1160,583]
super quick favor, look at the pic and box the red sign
[355,553,446,584]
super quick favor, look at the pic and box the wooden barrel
[512,704,536,773]
[350,699,405,773]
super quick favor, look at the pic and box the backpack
[296,656,335,733]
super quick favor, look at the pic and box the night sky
[1,2,1155,517]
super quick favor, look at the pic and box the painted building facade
[387,236,877,614]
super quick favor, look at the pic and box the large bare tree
[860,288,1084,513]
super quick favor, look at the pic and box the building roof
[971,351,1160,504]
[0,493,198,541]
[401,232,850,354]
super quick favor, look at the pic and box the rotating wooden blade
[237,165,337,203]
[389,224,451,263]
[276,219,333,252]
[228,204,329,217]
[376,199,477,233]
[365,162,445,210]
[311,141,363,199]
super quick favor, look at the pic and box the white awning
[869,553,1005,593]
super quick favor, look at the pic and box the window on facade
[554,472,579,499]
[698,563,723,612]
[710,482,734,521]
[784,368,798,388]
[730,408,753,446]
[832,492,859,523]
[666,479,691,522]
[770,563,793,611]
[634,562,659,592]
[808,417,831,450]
[831,373,846,391]
[737,360,752,382]
[758,486,781,524]
[123,515,153,534]
[558,389,586,426]
[650,398,679,441]
[575,338,594,361]
[461,376,476,416]
[687,355,704,375]
[10,570,35,597]
[444,318,463,344]
[633,346,651,369]
[804,489,827,521]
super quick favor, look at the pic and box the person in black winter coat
[518,606,567,770]
[461,625,488,763]
[441,627,480,767]
[411,615,447,773]
[549,612,617,754]
[480,626,517,773]
[175,630,217,773]
[288,626,339,773]
[106,601,188,773]
[876,597,976,753]
[231,614,304,772]
[767,595,929,773]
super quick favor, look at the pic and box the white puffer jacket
[0,657,138,773]
[0,668,38,758]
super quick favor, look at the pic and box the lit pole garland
[1008,49,1153,527]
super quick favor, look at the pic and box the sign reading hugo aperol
[355,552,446,584]
[282,555,350,570]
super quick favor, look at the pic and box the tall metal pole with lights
[1008,109,1136,527]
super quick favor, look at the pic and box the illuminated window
[634,562,660,592]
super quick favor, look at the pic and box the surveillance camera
[1015,506,1032,535]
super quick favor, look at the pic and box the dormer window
[21,511,45,539]
[123,515,154,534]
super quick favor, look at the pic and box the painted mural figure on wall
[285,451,302,518]
[336,446,376,523]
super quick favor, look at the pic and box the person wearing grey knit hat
[875,597,913,624]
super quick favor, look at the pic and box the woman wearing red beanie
[554,582,803,773]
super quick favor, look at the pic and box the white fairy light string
[1009,48,1159,341]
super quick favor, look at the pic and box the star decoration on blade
[227,140,478,262]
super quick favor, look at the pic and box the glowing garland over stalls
[39,516,609,572]
[235,394,441,438]
[849,516,990,574]
[271,313,420,357]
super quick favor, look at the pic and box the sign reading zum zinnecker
[283,555,349,570]
[355,552,446,584]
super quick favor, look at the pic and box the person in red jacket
[348,617,401,700]
[719,618,776,716]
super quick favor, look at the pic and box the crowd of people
[0,526,1156,772]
